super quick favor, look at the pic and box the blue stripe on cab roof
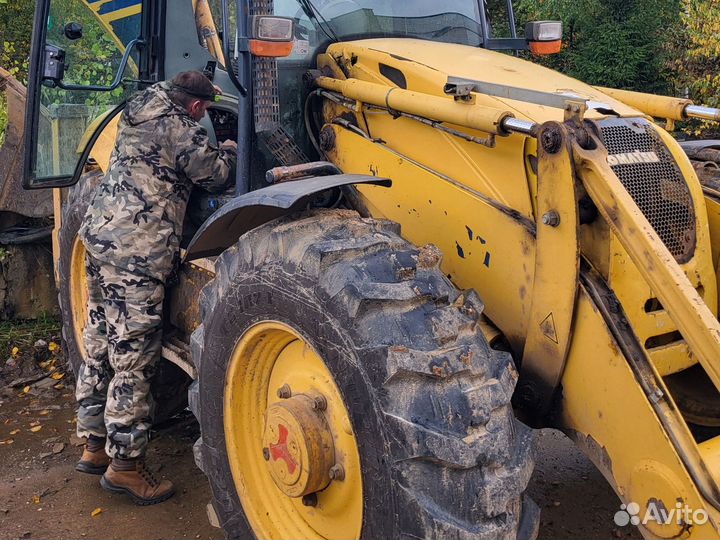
[92,0,142,15]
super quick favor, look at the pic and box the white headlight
[525,21,563,42]
[252,16,294,42]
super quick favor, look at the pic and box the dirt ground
[0,358,642,540]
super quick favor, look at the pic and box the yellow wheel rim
[69,236,88,357]
[224,321,363,539]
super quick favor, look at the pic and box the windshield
[286,0,485,47]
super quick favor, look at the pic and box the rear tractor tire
[190,209,538,539]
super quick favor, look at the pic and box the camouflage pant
[76,252,164,459]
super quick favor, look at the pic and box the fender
[183,174,391,260]
[680,139,720,156]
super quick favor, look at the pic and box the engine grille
[598,118,696,263]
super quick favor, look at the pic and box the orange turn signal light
[529,40,562,56]
[249,39,294,58]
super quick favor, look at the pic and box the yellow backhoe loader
[18,0,720,538]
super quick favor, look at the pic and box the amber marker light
[249,16,294,58]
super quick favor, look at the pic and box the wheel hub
[262,392,335,498]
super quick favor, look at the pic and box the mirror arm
[223,0,248,97]
[56,38,145,92]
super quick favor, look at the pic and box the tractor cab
[22,0,560,194]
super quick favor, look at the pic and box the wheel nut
[302,493,318,507]
[312,395,327,411]
[277,384,292,399]
[329,464,345,481]
[262,447,270,461]
[542,211,560,227]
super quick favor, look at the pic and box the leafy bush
[0,0,34,85]
[515,0,681,94]
[670,0,720,137]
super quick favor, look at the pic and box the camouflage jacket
[80,82,235,280]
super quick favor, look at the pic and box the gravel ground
[0,370,643,540]
[529,429,642,539]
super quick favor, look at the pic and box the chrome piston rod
[502,117,539,137]
[686,105,720,122]
[499,104,719,138]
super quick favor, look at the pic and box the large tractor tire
[190,209,538,540]
[57,168,190,424]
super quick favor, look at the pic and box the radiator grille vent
[599,118,696,262]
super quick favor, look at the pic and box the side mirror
[63,22,83,40]
[249,16,294,58]
[525,21,563,55]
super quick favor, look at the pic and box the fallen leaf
[31,495,40,504]
[0,439,13,445]
[91,507,103,517]
[29,421,40,427]
[39,360,50,369]
[53,383,64,390]
[48,341,59,352]
[38,410,50,416]
[50,372,64,380]
[9,429,19,435]
[11,346,19,357]
[22,386,30,394]
[30,425,42,433]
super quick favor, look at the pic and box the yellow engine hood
[326,38,642,123]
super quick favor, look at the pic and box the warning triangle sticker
[540,312,559,344]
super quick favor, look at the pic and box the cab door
[23,0,152,188]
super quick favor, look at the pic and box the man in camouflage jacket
[74,70,236,505]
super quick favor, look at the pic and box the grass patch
[0,315,62,357]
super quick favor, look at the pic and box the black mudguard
[183,174,391,261]
[680,140,720,157]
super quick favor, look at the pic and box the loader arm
[543,121,720,538]
[573,128,720,394]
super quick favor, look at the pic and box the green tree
[671,0,720,137]
[0,0,35,84]
[515,0,681,94]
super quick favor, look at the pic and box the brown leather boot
[100,458,175,505]
[75,436,110,475]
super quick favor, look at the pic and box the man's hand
[221,140,237,152]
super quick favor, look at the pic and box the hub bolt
[277,384,292,399]
[329,464,345,481]
[312,395,328,411]
[542,211,560,227]
[302,493,318,507]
